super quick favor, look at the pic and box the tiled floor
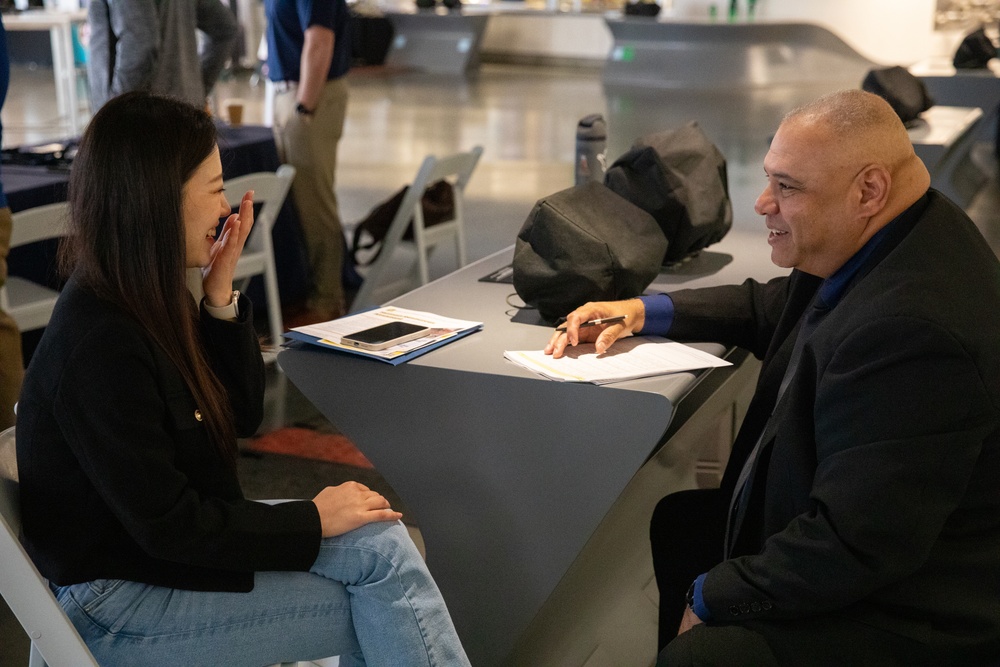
[2,55,998,666]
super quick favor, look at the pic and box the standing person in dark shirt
[266,0,351,324]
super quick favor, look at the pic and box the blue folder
[282,326,482,366]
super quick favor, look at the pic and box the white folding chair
[1,426,336,667]
[225,165,296,349]
[1,202,69,332]
[350,146,483,312]
[0,427,101,667]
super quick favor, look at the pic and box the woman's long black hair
[60,92,238,462]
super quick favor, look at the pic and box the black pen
[555,315,626,332]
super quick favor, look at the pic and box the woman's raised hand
[203,190,254,308]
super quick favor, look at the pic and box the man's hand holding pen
[544,298,646,359]
[554,315,626,332]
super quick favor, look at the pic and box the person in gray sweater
[87,0,237,112]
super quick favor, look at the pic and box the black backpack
[953,26,997,69]
[603,122,732,265]
[350,180,455,267]
[861,66,935,127]
[512,181,667,323]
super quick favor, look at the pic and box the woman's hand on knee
[313,482,403,537]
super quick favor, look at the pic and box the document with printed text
[504,336,730,384]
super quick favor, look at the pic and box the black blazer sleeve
[18,279,321,590]
[199,293,266,437]
[667,275,794,359]
[703,315,994,622]
[50,313,319,576]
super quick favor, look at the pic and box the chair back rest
[0,427,101,667]
[376,147,483,264]
[10,202,70,249]
[424,146,482,192]
[411,146,482,230]
[224,165,296,256]
[349,147,482,312]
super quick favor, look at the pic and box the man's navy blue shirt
[265,0,351,83]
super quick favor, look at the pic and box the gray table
[278,228,785,666]
[383,11,490,75]
[602,19,874,90]
[914,63,1000,144]
[909,105,985,208]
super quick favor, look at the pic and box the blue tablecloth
[3,124,311,314]
[4,164,70,213]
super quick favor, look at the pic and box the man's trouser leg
[650,487,728,651]
[272,78,348,316]
[0,207,23,429]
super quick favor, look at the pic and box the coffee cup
[226,99,244,126]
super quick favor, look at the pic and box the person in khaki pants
[0,207,22,431]
[266,0,351,325]
[0,20,22,430]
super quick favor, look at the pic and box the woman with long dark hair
[16,91,470,666]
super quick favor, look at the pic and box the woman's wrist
[204,290,240,320]
[205,288,235,309]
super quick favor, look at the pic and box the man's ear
[856,164,890,216]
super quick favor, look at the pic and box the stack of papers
[504,336,730,384]
[284,306,483,365]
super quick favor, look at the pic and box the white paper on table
[504,336,731,384]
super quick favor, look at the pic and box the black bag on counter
[953,26,997,69]
[624,1,660,17]
[861,66,934,126]
[604,121,732,265]
[512,181,667,323]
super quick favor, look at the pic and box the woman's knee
[332,520,412,550]
[312,521,422,583]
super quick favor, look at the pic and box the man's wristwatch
[295,102,314,116]
[685,580,696,609]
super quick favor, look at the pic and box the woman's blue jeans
[51,521,470,667]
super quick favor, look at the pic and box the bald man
[549,90,1000,665]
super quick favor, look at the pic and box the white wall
[481,0,938,66]
[671,0,937,65]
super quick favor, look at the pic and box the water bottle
[575,114,607,186]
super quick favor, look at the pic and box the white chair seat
[3,277,60,332]
[1,202,70,333]
[0,426,101,667]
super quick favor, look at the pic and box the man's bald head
[782,90,930,203]
[755,90,932,277]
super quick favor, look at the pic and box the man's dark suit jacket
[666,190,1000,661]
[17,277,322,592]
